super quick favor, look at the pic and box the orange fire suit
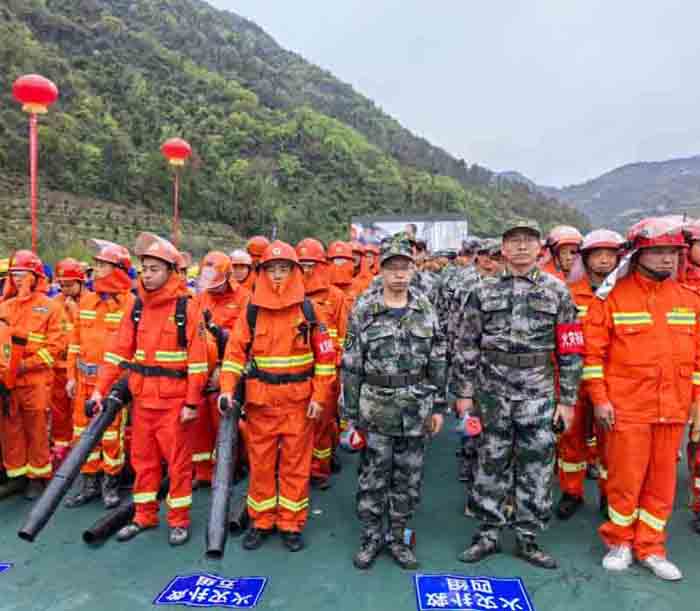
[50,294,78,451]
[330,260,358,304]
[558,277,606,499]
[221,269,336,532]
[96,274,208,528]
[541,259,566,283]
[350,257,374,298]
[67,290,135,476]
[0,290,65,480]
[583,271,700,559]
[190,281,250,482]
[304,265,349,483]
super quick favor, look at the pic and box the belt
[483,350,550,369]
[119,362,187,379]
[77,361,99,377]
[248,367,314,385]
[365,370,426,388]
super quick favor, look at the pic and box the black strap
[365,370,426,388]
[119,362,187,379]
[131,296,188,349]
[248,367,314,385]
[131,297,143,327]
[245,299,317,340]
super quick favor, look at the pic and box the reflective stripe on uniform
[166,494,192,509]
[693,372,700,386]
[37,348,54,366]
[314,364,336,376]
[154,351,187,363]
[312,447,332,460]
[27,463,52,477]
[247,495,277,512]
[86,451,102,463]
[582,365,604,380]
[135,350,146,362]
[254,353,313,369]
[278,495,309,513]
[608,505,638,527]
[103,453,125,468]
[188,362,208,374]
[612,311,652,325]
[192,452,212,463]
[79,310,97,320]
[67,344,81,354]
[104,312,124,324]
[222,360,245,374]
[28,332,46,343]
[6,465,28,478]
[639,509,666,531]
[557,458,587,473]
[576,305,588,319]
[73,426,86,437]
[328,328,338,338]
[133,491,158,504]
[666,311,696,325]
[104,352,125,366]
[102,430,119,441]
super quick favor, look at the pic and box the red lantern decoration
[12,74,59,114]
[12,74,59,253]
[160,138,192,167]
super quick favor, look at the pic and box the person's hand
[181,404,197,423]
[553,403,575,432]
[66,379,77,400]
[431,414,444,435]
[218,392,233,415]
[307,400,323,420]
[455,398,473,418]
[594,402,615,431]
[87,389,103,416]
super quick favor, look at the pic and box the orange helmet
[9,250,44,277]
[628,217,685,250]
[246,236,270,259]
[229,249,253,267]
[260,240,299,266]
[296,238,326,263]
[546,225,583,250]
[134,232,180,266]
[365,243,380,256]
[351,241,365,255]
[176,250,192,271]
[198,251,232,290]
[327,241,354,261]
[89,239,131,272]
[55,258,86,283]
[580,229,625,252]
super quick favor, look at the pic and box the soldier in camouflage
[342,233,447,570]
[452,219,582,569]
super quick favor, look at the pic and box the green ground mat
[0,428,697,611]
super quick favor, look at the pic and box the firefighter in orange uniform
[541,225,583,282]
[92,233,209,546]
[65,241,135,509]
[365,243,380,275]
[51,258,84,466]
[351,242,374,297]
[191,251,250,486]
[0,251,65,499]
[246,236,270,270]
[328,241,358,303]
[230,249,256,293]
[556,230,624,520]
[296,238,350,488]
[219,240,336,552]
[583,217,699,581]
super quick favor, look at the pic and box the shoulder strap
[175,296,188,349]
[131,297,143,331]
[245,303,259,357]
[301,298,317,325]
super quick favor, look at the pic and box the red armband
[312,324,336,362]
[556,322,584,355]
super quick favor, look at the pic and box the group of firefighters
[0,214,698,580]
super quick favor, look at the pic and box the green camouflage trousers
[356,432,426,541]
[471,393,556,543]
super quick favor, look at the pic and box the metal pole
[173,170,179,249]
[29,113,38,253]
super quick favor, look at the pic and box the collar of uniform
[501,266,540,283]
[632,269,668,293]
[372,287,422,315]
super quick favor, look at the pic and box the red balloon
[161,138,192,165]
[12,74,59,112]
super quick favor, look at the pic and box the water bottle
[339,423,366,451]
[455,414,482,438]
[385,528,416,548]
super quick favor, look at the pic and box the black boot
[556,493,583,520]
[516,539,558,569]
[0,476,27,500]
[691,513,700,534]
[331,452,342,474]
[458,534,501,563]
[599,494,609,518]
[280,530,305,552]
[101,474,121,509]
[24,478,46,501]
[65,474,101,508]
[242,528,272,551]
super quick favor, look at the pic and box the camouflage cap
[478,238,502,256]
[380,232,415,264]
[502,218,542,239]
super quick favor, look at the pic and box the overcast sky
[209,1,700,187]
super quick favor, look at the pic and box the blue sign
[154,573,267,609]
[414,574,535,611]
[0,564,12,575]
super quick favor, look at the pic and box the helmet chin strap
[637,261,672,281]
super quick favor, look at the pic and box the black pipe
[228,495,249,536]
[18,378,131,542]
[205,399,240,559]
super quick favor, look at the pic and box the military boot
[458,534,501,563]
[352,536,383,570]
[389,541,418,570]
[65,474,101,508]
[101,474,121,509]
[516,539,558,569]
[556,493,583,520]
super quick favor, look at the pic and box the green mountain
[0,0,588,253]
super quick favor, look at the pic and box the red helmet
[260,240,299,266]
[55,258,86,282]
[176,250,192,271]
[350,241,365,255]
[246,236,270,259]
[229,249,253,266]
[134,232,180,266]
[546,225,583,250]
[199,251,232,290]
[89,239,131,272]
[580,229,625,252]
[9,250,44,277]
[296,238,326,263]
[327,241,353,261]
[627,217,685,250]
[365,243,380,256]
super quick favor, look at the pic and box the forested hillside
[0,0,588,250]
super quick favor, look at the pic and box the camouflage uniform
[342,263,447,546]
[452,257,582,544]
